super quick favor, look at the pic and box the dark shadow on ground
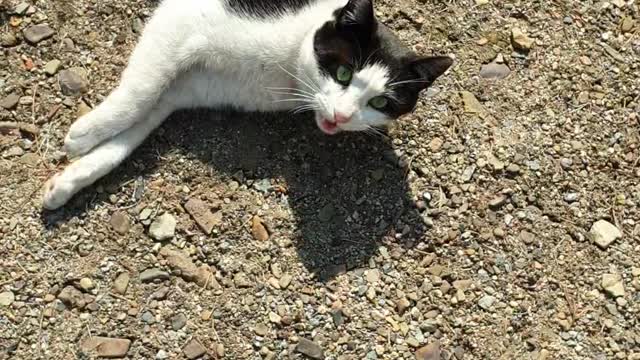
[41,109,427,281]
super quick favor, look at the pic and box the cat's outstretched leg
[63,5,204,157]
[44,102,174,210]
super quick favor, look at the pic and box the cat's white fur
[43,0,393,210]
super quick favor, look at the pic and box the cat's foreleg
[43,102,174,210]
[63,6,203,158]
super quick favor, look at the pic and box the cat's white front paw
[64,133,98,159]
[43,173,78,210]
[63,113,103,158]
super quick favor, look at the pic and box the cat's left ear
[336,0,375,34]
[408,56,454,89]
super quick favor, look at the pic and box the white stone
[601,274,625,298]
[589,220,622,249]
[0,291,15,306]
[149,213,176,241]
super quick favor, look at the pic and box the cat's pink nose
[334,113,351,124]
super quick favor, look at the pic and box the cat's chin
[316,118,341,135]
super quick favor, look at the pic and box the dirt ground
[1,0,639,359]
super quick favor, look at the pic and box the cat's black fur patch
[225,0,314,18]
[226,0,452,118]
[314,0,452,119]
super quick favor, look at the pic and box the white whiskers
[364,125,388,138]
[276,63,321,94]
[264,64,324,115]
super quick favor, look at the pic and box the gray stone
[3,146,25,158]
[519,230,535,245]
[366,269,380,284]
[478,295,496,310]
[183,339,206,359]
[601,43,625,63]
[486,152,505,170]
[295,338,324,359]
[113,272,130,294]
[80,337,131,358]
[278,274,292,289]
[140,268,170,283]
[406,337,421,348]
[141,311,156,324]
[527,160,540,171]
[110,211,131,234]
[171,313,187,330]
[1,33,18,47]
[254,323,269,336]
[59,68,88,96]
[453,346,464,360]
[480,62,510,80]
[560,158,573,169]
[233,272,252,288]
[331,309,345,327]
[460,165,476,182]
[14,3,30,15]
[506,164,521,174]
[23,24,55,44]
[19,96,33,105]
[149,213,176,241]
[0,93,20,110]
[151,287,170,301]
[62,38,75,51]
[58,286,85,308]
[416,341,441,360]
[132,18,145,34]
[139,208,152,220]
[621,16,635,33]
[488,195,507,209]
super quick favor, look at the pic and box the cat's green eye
[336,65,352,84]
[369,96,388,109]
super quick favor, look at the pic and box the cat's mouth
[318,118,341,135]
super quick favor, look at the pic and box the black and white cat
[43,0,453,210]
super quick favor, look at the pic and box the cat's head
[297,0,452,135]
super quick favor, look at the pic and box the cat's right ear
[408,56,454,89]
[336,0,375,34]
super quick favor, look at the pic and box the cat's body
[43,0,452,210]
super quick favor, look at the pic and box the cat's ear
[336,0,375,34]
[408,56,454,89]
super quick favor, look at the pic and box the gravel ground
[1,0,640,359]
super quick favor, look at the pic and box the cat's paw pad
[43,173,76,210]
